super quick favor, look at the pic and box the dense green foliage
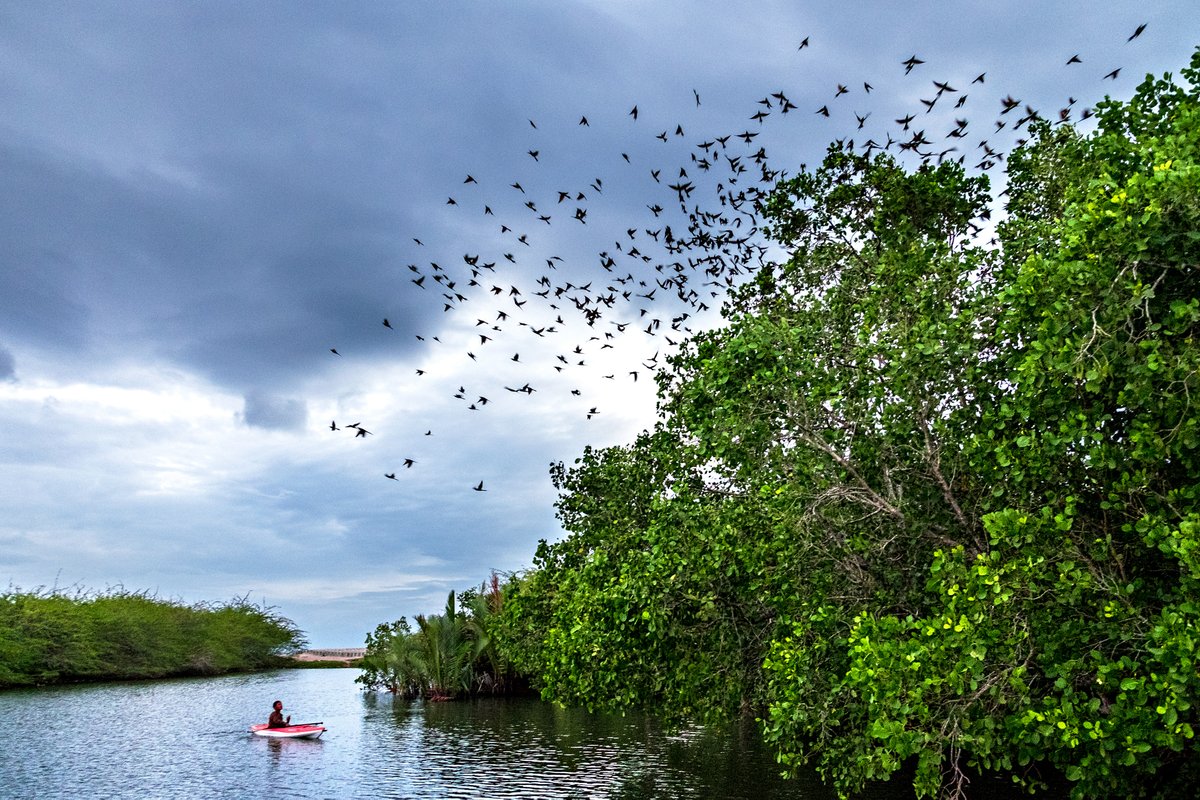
[356,579,512,699]
[0,587,305,687]
[495,51,1200,799]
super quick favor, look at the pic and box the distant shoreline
[291,648,366,666]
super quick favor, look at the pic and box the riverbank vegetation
[357,576,515,699]
[488,53,1200,799]
[0,586,305,688]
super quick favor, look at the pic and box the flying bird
[473,481,487,492]
[1127,23,1147,42]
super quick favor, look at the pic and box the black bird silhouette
[1104,67,1121,80]
[403,458,416,468]
[798,36,809,50]
[330,420,339,431]
[629,105,638,120]
[903,55,925,74]
[1066,54,1082,65]
[1127,23,1146,42]
[473,481,486,492]
[330,348,341,356]
[383,318,393,329]
[385,473,397,480]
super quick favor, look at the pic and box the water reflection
[362,694,836,800]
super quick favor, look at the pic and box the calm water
[0,668,908,799]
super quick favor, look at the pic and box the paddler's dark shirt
[268,710,287,728]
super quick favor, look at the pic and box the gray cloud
[242,392,307,431]
[0,345,14,381]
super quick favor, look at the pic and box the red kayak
[249,723,326,739]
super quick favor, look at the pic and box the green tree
[758,55,1200,798]
[497,50,1200,799]
[356,618,425,696]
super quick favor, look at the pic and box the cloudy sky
[1,2,1195,646]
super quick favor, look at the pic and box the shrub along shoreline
[0,587,306,688]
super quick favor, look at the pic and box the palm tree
[462,574,509,693]
[414,592,473,699]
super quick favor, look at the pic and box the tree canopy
[494,50,1200,799]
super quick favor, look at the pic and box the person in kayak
[268,700,291,728]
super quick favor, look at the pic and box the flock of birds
[324,23,1153,493]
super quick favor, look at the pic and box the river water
[0,668,915,799]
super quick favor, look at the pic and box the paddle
[292,721,324,727]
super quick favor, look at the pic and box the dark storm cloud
[242,391,307,431]
[0,0,649,397]
[0,2,514,392]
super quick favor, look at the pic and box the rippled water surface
[1,668,896,799]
